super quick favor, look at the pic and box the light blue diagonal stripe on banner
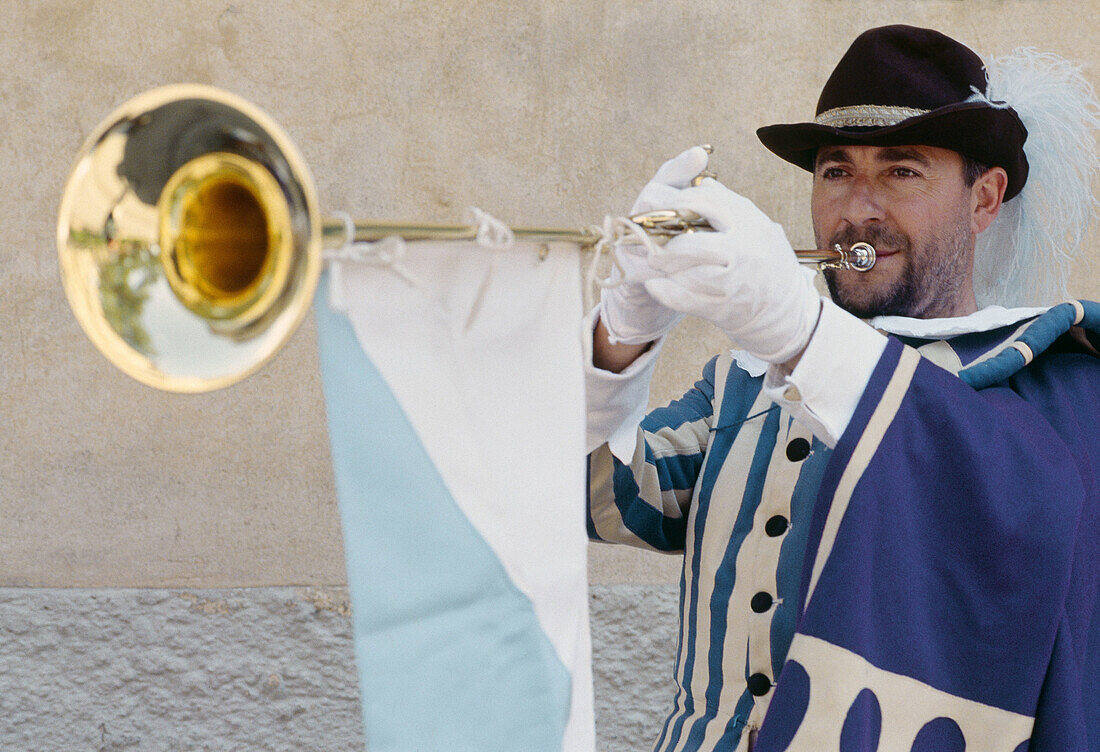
[313,276,571,752]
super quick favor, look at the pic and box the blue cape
[758,301,1100,751]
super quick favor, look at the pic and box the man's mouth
[830,227,908,264]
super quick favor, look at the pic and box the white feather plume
[968,47,1100,307]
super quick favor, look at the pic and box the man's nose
[839,178,885,226]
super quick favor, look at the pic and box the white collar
[729,305,1052,378]
[869,305,1050,337]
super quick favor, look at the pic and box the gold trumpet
[58,85,874,393]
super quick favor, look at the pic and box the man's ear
[972,166,1009,234]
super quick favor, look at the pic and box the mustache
[829,225,909,254]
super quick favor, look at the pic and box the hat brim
[756,102,1028,199]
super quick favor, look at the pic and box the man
[585,25,1100,751]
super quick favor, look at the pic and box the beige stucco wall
[3,0,1098,590]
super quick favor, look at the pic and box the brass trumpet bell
[57,84,322,392]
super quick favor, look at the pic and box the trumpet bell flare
[57,84,321,393]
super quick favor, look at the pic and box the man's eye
[819,167,847,179]
[892,167,919,177]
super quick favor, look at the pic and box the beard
[821,218,973,319]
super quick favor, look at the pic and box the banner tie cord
[324,211,421,312]
[467,206,515,248]
[463,207,517,332]
[583,215,664,311]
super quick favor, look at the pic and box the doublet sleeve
[587,356,724,553]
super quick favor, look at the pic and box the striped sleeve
[587,356,720,553]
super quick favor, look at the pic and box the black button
[765,515,789,537]
[747,673,772,696]
[786,437,811,462]
[750,592,774,613]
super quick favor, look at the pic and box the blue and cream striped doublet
[589,352,830,750]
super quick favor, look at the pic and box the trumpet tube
[628,210,876,271]
[323,216,876,273]
[320,219,599,248]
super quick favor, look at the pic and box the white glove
[642,179,822,364]
[629,145,711,214]
[599,146,712,345]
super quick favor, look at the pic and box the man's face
[811,144,978,319]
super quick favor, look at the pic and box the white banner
[315,238,593,751]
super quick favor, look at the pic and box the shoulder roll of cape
[755,300,1100,750]
[958,300,1099,387]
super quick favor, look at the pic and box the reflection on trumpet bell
[58,84,874,394]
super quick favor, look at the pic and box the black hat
[757,25,1029,199]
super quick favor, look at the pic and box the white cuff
[582,307,663,459]
[763,299,887,447]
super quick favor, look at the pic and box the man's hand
[628,145,711,216]
[598,146,713,347]
[641,179,823,365]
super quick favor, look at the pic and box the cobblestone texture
[0,585,678,751]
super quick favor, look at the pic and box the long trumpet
[58,85,874,393]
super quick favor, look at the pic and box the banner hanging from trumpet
[314,230,594,752]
